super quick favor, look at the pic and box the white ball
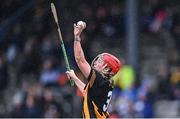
[77,21,86,29]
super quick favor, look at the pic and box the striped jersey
[82,69,114,118]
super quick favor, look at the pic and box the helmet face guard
[91,53,121,77]
[91,54,102,67]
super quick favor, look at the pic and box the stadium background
[0,0,180,118]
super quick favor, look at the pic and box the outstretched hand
[74,22,86,38]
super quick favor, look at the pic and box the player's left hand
[74,22,86,38]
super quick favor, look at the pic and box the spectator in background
[156,66,173,100]
[40,34,58,59]
[112,65,135,90]
[170,66,180,99]
[170,66,180,85]
[10,91,24,117]
[22,93,42,118]
[149,9,167,32]
[0,54,9,92]
[39,57,59,87]
[42,88,62,118]
[18,38,40,82]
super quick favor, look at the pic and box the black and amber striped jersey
[82,69,114,118]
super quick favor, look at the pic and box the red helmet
[92,53,121,76]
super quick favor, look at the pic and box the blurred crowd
[0,0,180,118]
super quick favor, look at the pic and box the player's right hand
[66,69,77,80]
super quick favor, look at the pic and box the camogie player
[66,21,122,118]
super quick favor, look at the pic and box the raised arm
[73,22,91,78]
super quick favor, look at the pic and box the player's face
[93,57,105,72]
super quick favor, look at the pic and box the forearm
[72,76,86,95]
[74,36,86,63]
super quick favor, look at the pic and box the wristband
[74,37,81,42]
